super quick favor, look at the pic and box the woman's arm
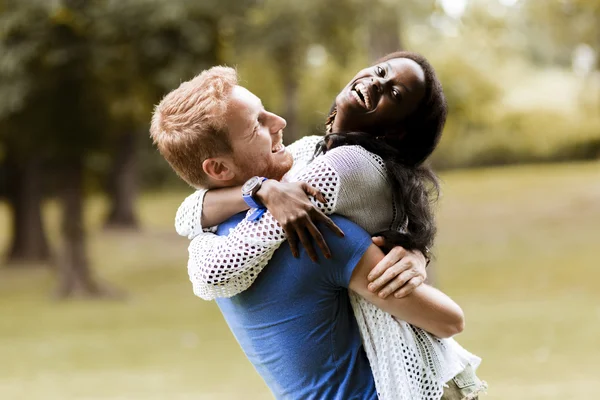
[350,243,464,339]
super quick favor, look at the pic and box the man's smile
[271,142,285,153]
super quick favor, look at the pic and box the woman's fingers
[286,228,300,258]
[304,219,331,259]
[295,223,318,262]
[311,208,344,238]
[301,182,327,204]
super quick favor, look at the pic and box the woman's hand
[256,180,344,262]
[366,236,427,299]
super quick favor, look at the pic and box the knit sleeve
[175,189,215,240]
[286,135,323,165]
[302,145,394,235]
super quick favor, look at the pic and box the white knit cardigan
[177,136,480,400]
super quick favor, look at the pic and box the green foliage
[1,0,598,188]
[0,0,247,180]
[521,0,600,65]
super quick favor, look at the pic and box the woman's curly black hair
[319,51,447,255]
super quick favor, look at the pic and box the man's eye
[392,89,402,100]
[376,66,385,77]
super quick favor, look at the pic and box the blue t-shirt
[215,214,377,400]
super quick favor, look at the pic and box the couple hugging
[151,51,487,400]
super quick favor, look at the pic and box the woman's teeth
[352,82,372,110]
[351,90,365,108]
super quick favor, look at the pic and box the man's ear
[202,157,236,182]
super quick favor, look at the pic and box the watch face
[242,176,260,195]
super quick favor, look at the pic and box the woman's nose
[370,77,383,94]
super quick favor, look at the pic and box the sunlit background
[1,0,599,399]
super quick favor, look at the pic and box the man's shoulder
[328,215,371,239]
[300,215,373,288]
[326,216,373,262]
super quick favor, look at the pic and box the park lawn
[0,161,599,400]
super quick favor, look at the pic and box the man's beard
[234,150,294,183]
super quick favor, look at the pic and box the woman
[178,52,485,400]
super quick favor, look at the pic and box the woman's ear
[202,157,235,182]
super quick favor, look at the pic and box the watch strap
[242,177,267,209]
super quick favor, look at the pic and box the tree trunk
[366,2,403,62]
[104,131,139,230]
[55,158,117,299]
[4,156,51,265]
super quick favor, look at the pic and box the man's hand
[256,180,344,262]
[367,236,427,299]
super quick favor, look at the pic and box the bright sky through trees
[439,0,520,19]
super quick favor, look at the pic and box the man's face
[225,86,293,184]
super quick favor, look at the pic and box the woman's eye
[392,89,402,100]
[376,66,385,77]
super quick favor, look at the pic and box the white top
[176,135,480,400]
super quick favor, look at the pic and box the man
[150,67,464,398]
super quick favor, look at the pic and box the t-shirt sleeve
[320,215,373,289]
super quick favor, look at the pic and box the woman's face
[331,58,427,135]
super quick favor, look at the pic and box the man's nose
[267,112,286,134]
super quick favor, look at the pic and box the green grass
[1,161,599,400]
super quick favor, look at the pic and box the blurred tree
[92,0,230,229]
[0,1,55,265]
[45,0,111,297]
[1,137,51,264]
[522,0,600,114]
[521,0,600,66]
[365,0,403,61]
[0,0,242,295]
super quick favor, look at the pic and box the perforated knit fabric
[179,140,481,400]
[286,135,323,170]
[175,189,211,239]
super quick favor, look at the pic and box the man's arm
[349,243,465,339]
[201,186,248,228]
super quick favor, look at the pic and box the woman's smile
[350,81,376,110]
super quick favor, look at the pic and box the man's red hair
[150,66,238,188]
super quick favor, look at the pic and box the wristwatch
[241,176,267,209]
